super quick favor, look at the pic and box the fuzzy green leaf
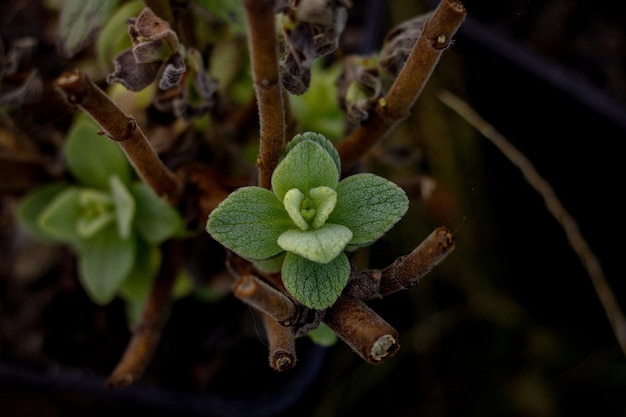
[109,176,135,239]
[76,189,114,238]
[277,223,352,264]
[328,173,409,248]
[307,322,338,347]
[132,183,186,244]
[206,187,292,260]
[281,132,340,174]
[77,224,136,305]
[65,115,131,189]
[281,252,350,309]
[58,0,119,58]
[119,239,161,324]
[17,183,70,243]
[271,139,339,201]
[37,187,84,243]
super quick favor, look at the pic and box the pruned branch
[324,295,399,364]
[336,0,466,170]
[54,70,183,204]
[346,226,455,299]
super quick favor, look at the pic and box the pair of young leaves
[206,132,408,310]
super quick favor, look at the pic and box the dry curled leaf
[378,12,432,77]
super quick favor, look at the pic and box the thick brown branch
[336,0,466,170]
[243,0,285,188]
[54,70,182,204]
[324,295,399,364]
[106,240,182,387]
[233,274,299,326]
[262,313,297,371]
[346,226,455,299]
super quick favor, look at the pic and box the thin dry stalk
[337,0,466,170]
[438,89,626,357]
[54,70,182,204]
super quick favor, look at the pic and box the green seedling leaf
[289,62,345,141]
[65,115,131,189]
[58,0,119,58]
[110,176,135,239]
[119,239,161,324]
[194,0,247,34]
[207,187,292,261]
[271,139,339,201]
[78,224,136,305]
[277,223,352,264]
[328,173,409,247]
[281,251,350,309]
[17,183,69,243]
[38,187,83,243]
[132,183,186,244]
[282,131,340,174]
[253,253,286,274]
[96,0,143,68]
[76,189,114,238]
[307,322,338,347]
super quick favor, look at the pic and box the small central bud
[283,186,337,231]
[300,198,316,221]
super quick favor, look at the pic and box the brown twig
[438,89,626,357]
[262,312,297,371]
[336,0,466,171]
[54,70,182,204]
[324,295,400,364]
[346,226,455,299]
[106,240,183,387]
[243,0,286,189]
[232,274,299,326]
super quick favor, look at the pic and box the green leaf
[17,183,69,243]
[277,223,352,264]
[76,189,114,238]
[328,173,409,247]
[65,115,131,189]
[252,253,286,274]
[37,187,83,243]
[109,176,135,239]
[308,186,337,229]
[272,139,339,201]
[132,183,186,244]
[206,187,292,260]
[96,0,143,68]
[288,62,345,141]
[307,322,338,347]
[78,224,136,305]
[281,132,340,174]
[193,0,246,34]
[281,252,350,309]
[58,0,119,58]
[119,239,161,324]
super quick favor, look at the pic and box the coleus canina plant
[206,132,409,309]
